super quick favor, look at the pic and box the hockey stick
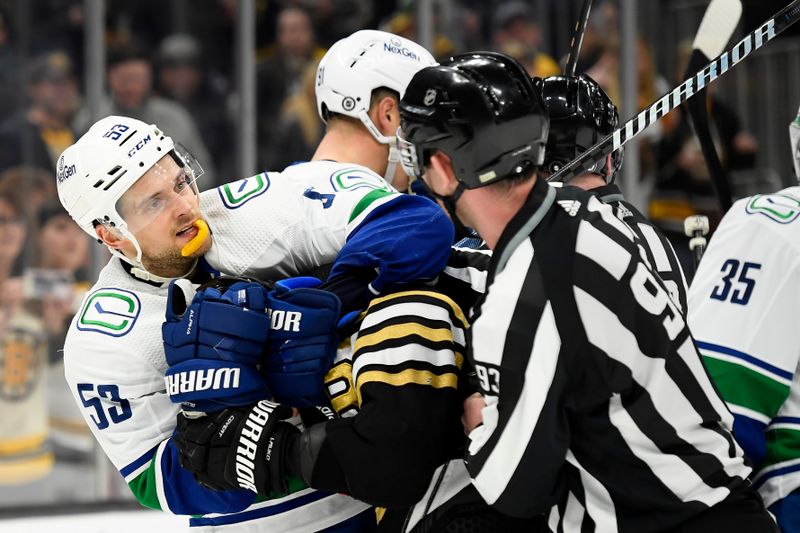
[548,0,800,184]
[684,0,743,213]
[565,0,594,76]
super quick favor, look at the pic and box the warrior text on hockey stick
[548,0,800,184]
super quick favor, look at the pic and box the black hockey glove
[174,400,301,495]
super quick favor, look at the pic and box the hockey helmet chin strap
[425,180,471,239]
[358,109,399,185]
[104,225,198,285]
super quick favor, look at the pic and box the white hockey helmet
[56,115,203,275]
[315,30,436,183]
[790,104,800,179]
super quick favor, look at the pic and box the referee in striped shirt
[398,52,776,532]
[538,74,689,313]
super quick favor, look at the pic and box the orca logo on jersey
[77,288,141,337]
[745,193,800,224]
[164,367,241,396]
[234,399,278,492]
[218,173,271,209]
[329,167,392,193]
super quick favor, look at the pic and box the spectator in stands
[256,6,325,170]
[270,60,324,170]
[0,187,51,491]
[31,200,93,462]
[73,41,216,188]
[0,51,79,175]
[492,1,560,78]
[156,33,234,178]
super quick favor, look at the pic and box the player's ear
[374,95,399,136]
[429,152,460,195]
[96,223,125,250]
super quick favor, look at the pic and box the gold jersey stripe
[0,452,54,485]
[367,290,468,329]
[0,433,47,455]
[356,368,458,404]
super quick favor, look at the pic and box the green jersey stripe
[348,189,396,223]
[760,427,800,470]
[128,458,162,511]
[703,355,789,419]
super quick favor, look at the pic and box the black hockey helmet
[538,74,623,183]
[398,51,549,189]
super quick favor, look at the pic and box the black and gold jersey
[314,287,468,508]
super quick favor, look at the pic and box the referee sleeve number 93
[709,259,761,306]
[475,364,500,394]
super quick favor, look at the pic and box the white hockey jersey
[63,161,453,531]
[688,186,800,519]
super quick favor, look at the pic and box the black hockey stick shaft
[565,0,594,76]
[684,0,742,213]
[548,0,800,184]
[686,54,733,211]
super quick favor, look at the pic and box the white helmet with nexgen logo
[315,30,436,182]
[56,115,203,276]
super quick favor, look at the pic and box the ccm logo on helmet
[383,42,420,61]
[127,134,152,158]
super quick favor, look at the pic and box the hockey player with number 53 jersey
[57,30,451,532]
[688,105,800,532]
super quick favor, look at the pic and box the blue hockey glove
[260,277,341,407]
[162,278,272,413]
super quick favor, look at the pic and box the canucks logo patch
[77,288,141,337]
[218,173,270,209]
[745,193,800,224]
[329,168,392,192]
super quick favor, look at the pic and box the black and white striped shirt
[465,178,752,532]
[591,183,689,313]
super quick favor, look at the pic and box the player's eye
[142,195,166,213]
[174,173,193,194]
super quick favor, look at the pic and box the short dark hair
[107,41,152,69]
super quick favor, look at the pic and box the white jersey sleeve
[201,161,399,279]
[688,186,800,511]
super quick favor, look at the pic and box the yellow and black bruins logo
[0,328,44,401]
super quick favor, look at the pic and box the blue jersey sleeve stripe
[772,416,800,426]
[695,340,793,381]
[753,462,800,490]
[189,490,330,527]
[120,444,159,477]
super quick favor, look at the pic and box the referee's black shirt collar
[493,176,556,275]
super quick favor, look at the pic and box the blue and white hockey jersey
[63,161,453,531]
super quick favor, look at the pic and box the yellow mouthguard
[180,219,210,257]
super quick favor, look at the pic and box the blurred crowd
[0,0,764,507]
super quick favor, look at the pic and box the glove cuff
[165,360,270,412]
